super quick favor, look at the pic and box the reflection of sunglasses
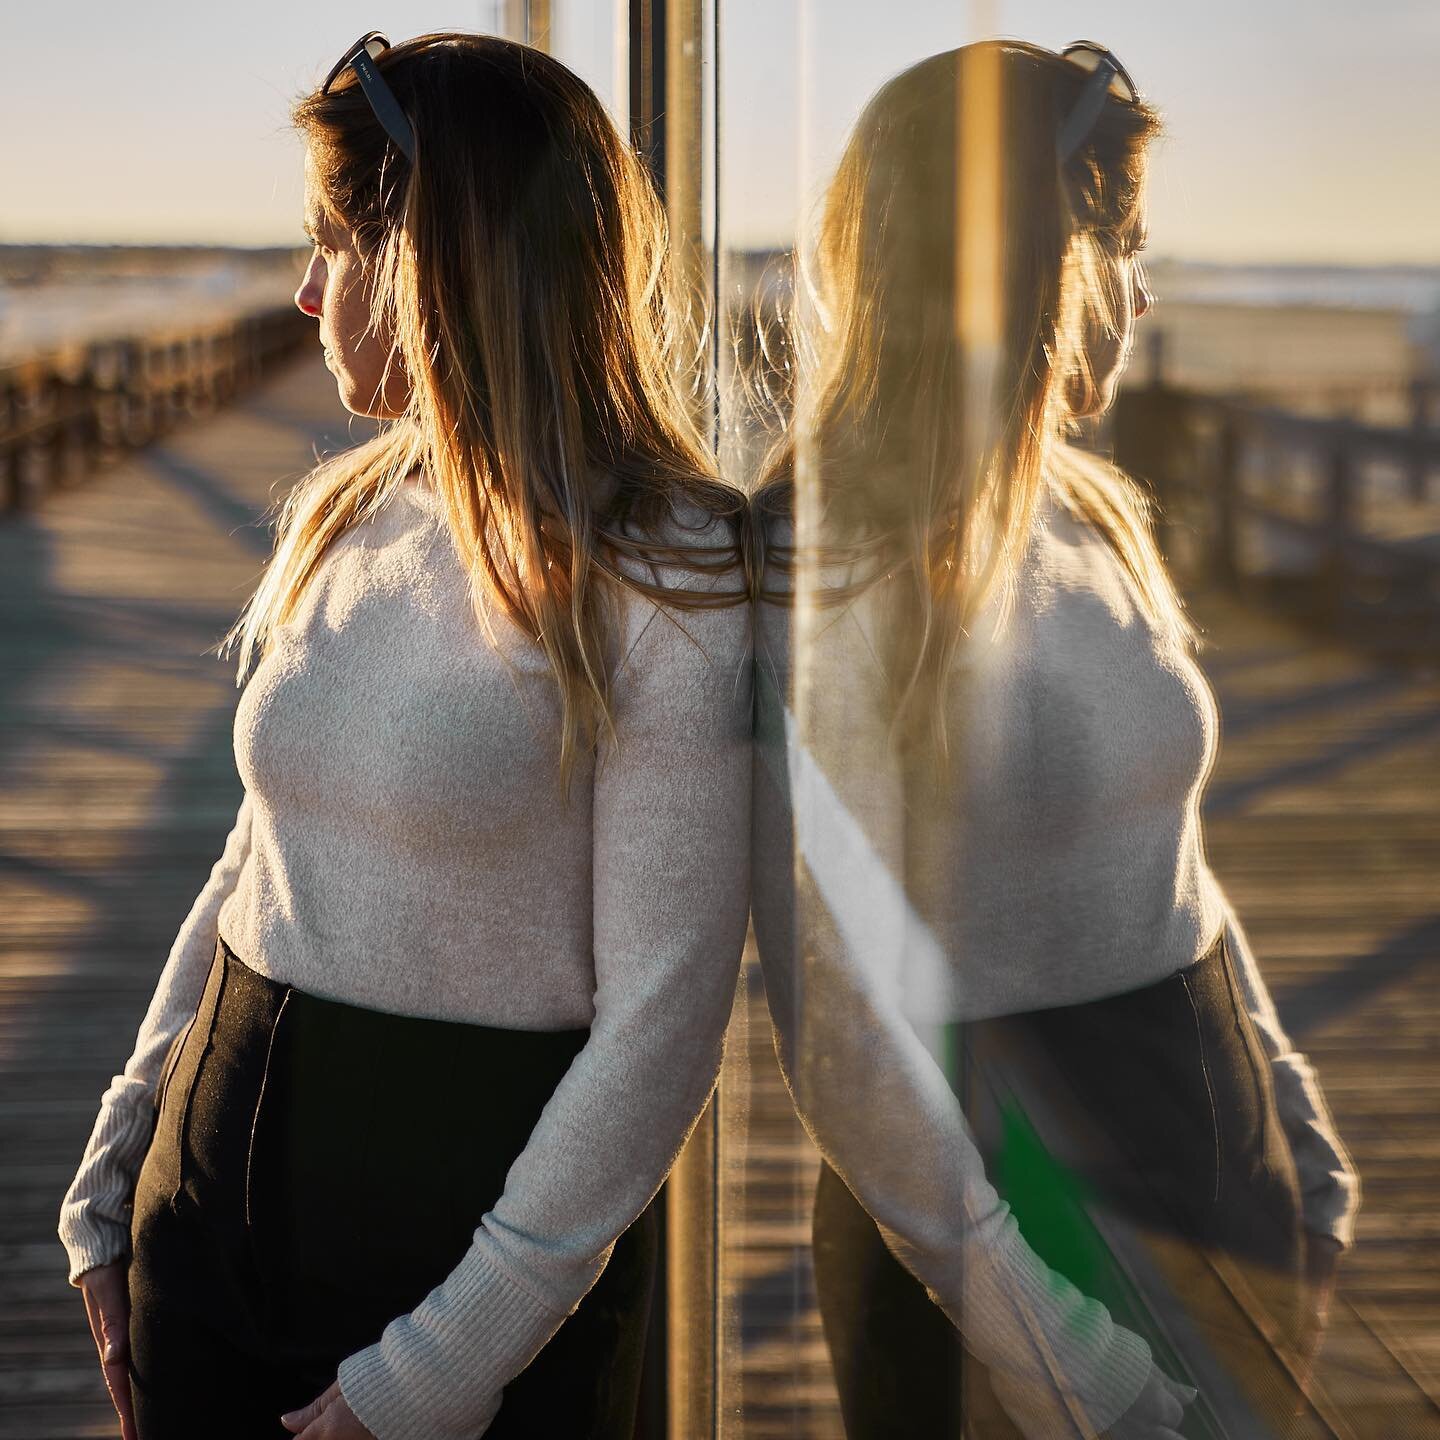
[322,31,417,164]
[1056,40,1139,163]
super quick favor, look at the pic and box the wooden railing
[0,306,312,514]
[1111,371,1440,657]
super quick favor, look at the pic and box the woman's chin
[334,383,380,421]
[338,385,406,423]
[327,367,373,418]
[1068,372,1123,423]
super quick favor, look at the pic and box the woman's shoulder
[1030,459,1159,622]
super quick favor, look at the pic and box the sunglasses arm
[1055,58,1119,166]
[347,45,418,163]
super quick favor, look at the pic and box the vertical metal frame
[630,4,724,1438]
[503,0,552,50]
[629,0,668,185]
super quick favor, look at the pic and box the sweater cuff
[58,1090,155,1286]
[336,1250,567,1440]
[1300,1165,1362,1252]
[60,1220,132,1288]
[1284,1107,1362,1251]
[963,1221,1155,1439]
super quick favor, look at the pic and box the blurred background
[2,3,1436,1438]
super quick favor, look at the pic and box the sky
[4,0,1438,264]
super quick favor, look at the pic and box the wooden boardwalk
[1,350,1437,1437]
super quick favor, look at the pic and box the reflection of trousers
[812,929,1308,1439]
[127,932,659,1439]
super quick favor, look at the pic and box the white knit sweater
[57,474,753,1440]
[751,473,1360,1438]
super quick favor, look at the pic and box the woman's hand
[280,1378,378,1438]
[77,1260,137,1440]
[1102,1362,1197,1440]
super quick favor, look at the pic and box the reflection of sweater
[58,475,752,1440]
[751,480,1359,1438]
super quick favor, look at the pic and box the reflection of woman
[58,32,750,1440]
[752,39,1358,1439]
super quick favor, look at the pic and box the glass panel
[720,21,1011,1436]
[719,6,1432,1439]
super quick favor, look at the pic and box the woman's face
[293,156,410,419]
[1075,225,1154,418]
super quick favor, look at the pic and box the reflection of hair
[224,33,745,788]
[755,41,1192,760]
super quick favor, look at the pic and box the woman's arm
[57,787,255,1284]
[334,562,752,1440]
[1215,889,1361,1250]
[752,590,1156,1440]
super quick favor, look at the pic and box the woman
[58,31,751,1440]
[750,39,1358,1439]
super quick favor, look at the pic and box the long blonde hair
[223,33,745,788]
[754,40,1193,761]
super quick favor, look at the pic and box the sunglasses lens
[323,33,390,93]
[1063,45,1136,102]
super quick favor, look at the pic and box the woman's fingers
[102,1356,139,1440]
[78,1262,138,1440]
[1159,1370,1199,1420]
[1136,1378,1184,1430]
[1105,1364,1198,1438]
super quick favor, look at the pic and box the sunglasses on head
[320,29,1128,174]
[1055,40,1139,163]
[322,31,417,164]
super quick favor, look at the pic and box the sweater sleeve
[1214,889,1361,1249]
[57,786,255,1285]
[751,580,1155,1440]
[335,561,752,1440]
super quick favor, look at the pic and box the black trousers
[812,929,1308,1439]
[127,933,659,1439]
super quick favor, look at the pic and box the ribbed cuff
[958,1221,1155,1440]
[336,1250,567,1440]
[58,1092,154,1286]
[60,1221,131,1288]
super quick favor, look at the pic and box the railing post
[1214,408,1241,586]
[1409,376,1432,503]
[0,379,19,513]
[41,374,66,496]
[1146,327,1167,390]
[1324,421,1354,625]
[72,365,101,478]
[137,338,158,448]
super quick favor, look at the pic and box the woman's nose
[295,279,321,318]
[294,259,323,318]
[1133,263,1155,320]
